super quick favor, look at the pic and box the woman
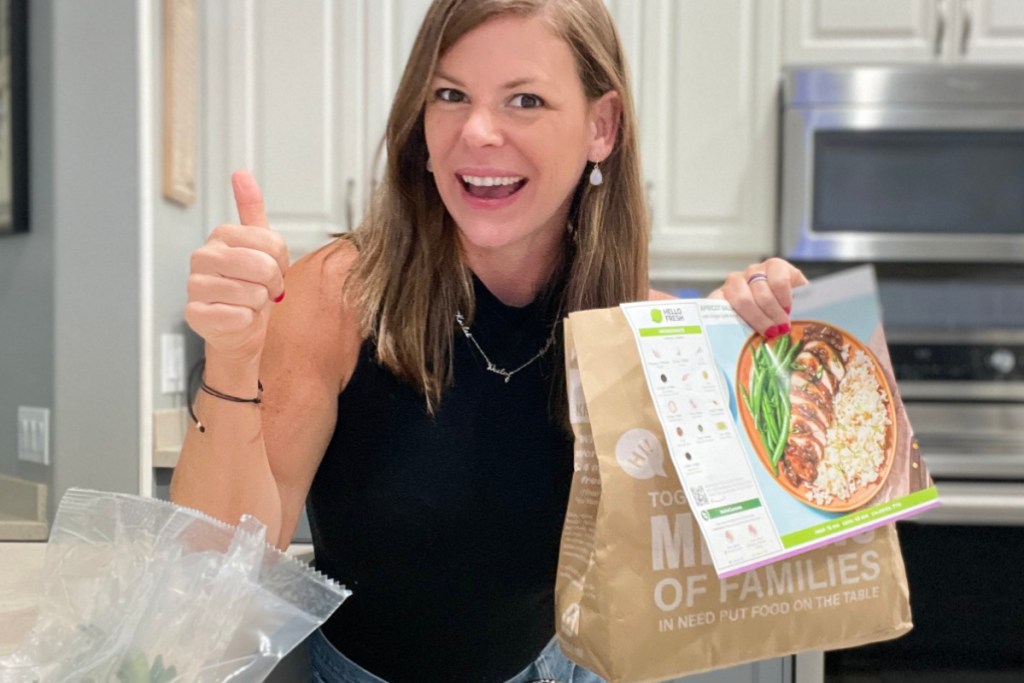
[171,0,805,681]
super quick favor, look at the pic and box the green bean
[781,338,802,371]
[745,334,797,478]
[764,411,780,444]
[751,363,764,413]
[770,425,788,475]
[740,385,755,423]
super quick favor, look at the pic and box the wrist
[201,348,262,395]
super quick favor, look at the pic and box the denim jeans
[308,628,605,683]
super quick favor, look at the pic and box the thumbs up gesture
[185,171,290,363]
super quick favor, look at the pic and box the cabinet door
[202,0,436,257]
[604,0,646,100]
[363,0,434,195]
[640,0,780,279]
[203,0,367,258]
[957,0,1024,62]
[783,0,944,64]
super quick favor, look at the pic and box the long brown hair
[344,0,648,412]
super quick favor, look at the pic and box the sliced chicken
[779,325,848,488]
[803,340,846,383]
[803,323,843,350]
[791,409,828,444]
[784,439,820,483]
[791,371,834,407]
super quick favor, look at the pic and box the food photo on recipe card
[619,265,940,578]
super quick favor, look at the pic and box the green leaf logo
[650,309,663,323]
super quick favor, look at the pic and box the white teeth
[460,175,523,187]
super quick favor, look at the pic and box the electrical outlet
[17,406,50,465]
[161,333,186,394]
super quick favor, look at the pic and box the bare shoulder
[263,239,363,396]
[287,238,360,316]
[647,287,677,301]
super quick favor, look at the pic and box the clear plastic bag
[0,488,349,682]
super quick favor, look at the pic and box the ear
[587,90,622,163]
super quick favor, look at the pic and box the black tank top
[307,274,573,683]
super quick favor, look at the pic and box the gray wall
[0,0,206,521]
[0,1,56,492]
[50,0,142,510]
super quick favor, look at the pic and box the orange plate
[735,321,897,512]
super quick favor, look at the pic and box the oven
[790,270,1024,682]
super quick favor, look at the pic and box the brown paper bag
[556,307,912,683]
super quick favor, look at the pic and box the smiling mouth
[459,174,528,200]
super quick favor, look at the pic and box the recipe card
[619,265,939,577]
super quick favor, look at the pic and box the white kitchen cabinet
[204,1,781,275]
[637,0,782,280]
[954,0,1024,62]
[363,0,435,192]
[603,0,646,97]
[783,0,1024,64]
[202,0,431,258]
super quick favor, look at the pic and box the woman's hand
[184,171,290,363]
[709,258,808,339]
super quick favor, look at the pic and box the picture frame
[0,0,28,235]
[162,0,197,207]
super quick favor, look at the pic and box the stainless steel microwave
[779,65,1024,262]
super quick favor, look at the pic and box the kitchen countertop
[0,542,314,657]
[0,542,47,656]
[0,476,48,541]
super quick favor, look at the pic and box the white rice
[805,346,891,506]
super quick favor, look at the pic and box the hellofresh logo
[651,309,664,323]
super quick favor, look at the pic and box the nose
[461,105,503,148]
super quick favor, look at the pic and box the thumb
[231,170,270,228]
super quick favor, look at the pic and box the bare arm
[171,172,360,548]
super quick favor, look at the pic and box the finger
[210,223,290,277]
[764,257,808,314]
[231,170,270,228]
[191,245,285,300]
[744,265,789,325]
[185,301,258,337]
[722,272,775,335]
[188,273,270,312]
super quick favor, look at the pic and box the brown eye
[510,93,544,109]
[435,88,466,103]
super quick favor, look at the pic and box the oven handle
[909,481,1024,526]
[922,452,1024,480]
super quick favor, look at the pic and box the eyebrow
[433,71,540,91]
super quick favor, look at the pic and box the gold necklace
[455,312,557,383]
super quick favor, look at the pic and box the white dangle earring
[426,157,433,173]
[589,161,603,186]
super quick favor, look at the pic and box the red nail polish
[778,323,791,335]
[765,325,780,339]
[274,291,286,303]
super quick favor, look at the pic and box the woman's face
[424,15,613,263]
